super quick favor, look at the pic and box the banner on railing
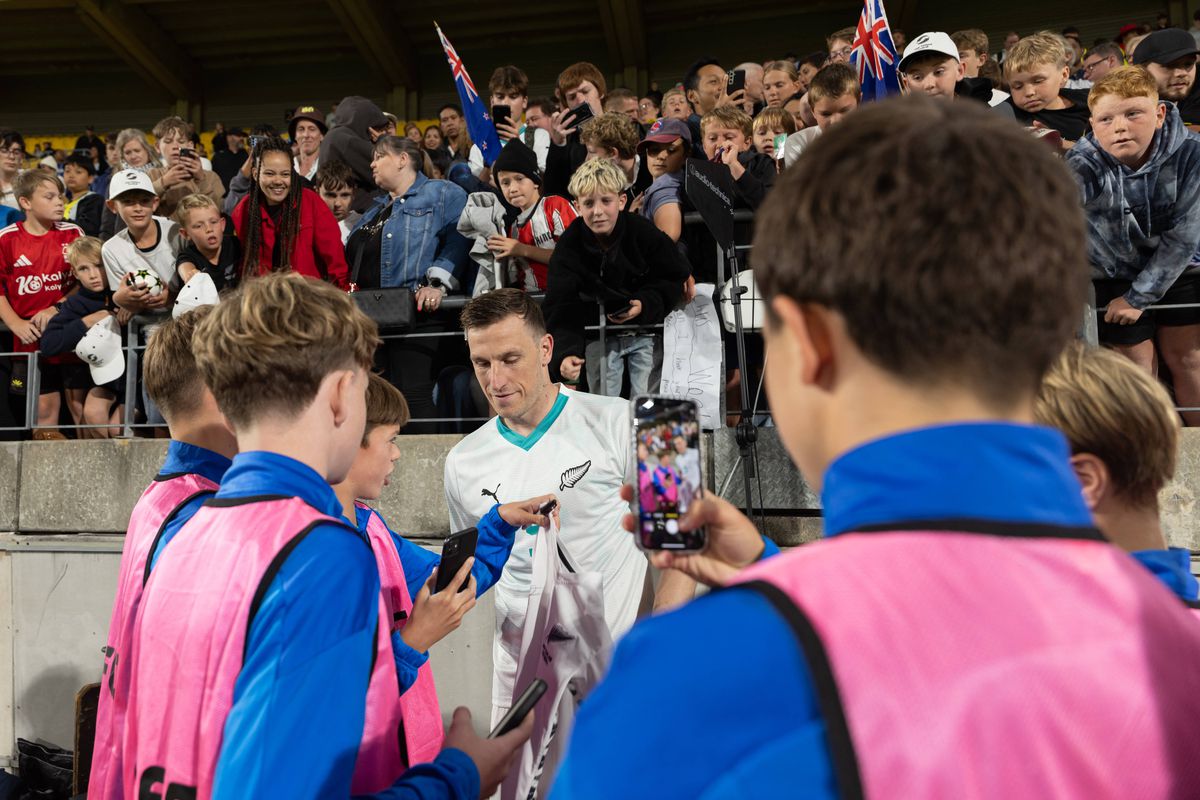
[660,284,722,430]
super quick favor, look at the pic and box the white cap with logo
[74,315,126,385]
[898,32,960,73]
[107,169,156,200]
[173,272,220,318]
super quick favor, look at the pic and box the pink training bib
[121,496,364,800]
[352,505,444,793]
[90,473,218,800]
[735,525,1200,799]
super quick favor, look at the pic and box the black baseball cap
[1132,28,1200,66]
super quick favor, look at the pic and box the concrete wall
[1,430,1198,766]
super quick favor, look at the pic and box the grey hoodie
[1066,103,1200,308]
[319,96,387,213]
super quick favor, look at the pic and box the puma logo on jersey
[559,460,591,491]
[13,254,33,268]
[480,484,501,504]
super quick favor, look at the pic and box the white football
[131,268,164,297]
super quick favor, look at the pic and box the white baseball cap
[74,316,126,385]
[107,169,156,200]
[898,32,960,73]
[172,272,220,318]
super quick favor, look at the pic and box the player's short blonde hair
[1034,343,1179,506]
[193,273,379,429]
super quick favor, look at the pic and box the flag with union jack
[848,0,901,101]
[435,23,502,166]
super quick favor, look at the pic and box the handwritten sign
[660,283,722,430]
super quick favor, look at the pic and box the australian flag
[435,24,502,166]
[848,0,901,101]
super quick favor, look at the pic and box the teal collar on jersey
[496,390,569,451]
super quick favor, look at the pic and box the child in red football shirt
[0,170,83,437]
[487,140,577,291]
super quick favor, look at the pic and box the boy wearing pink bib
[90,308,236,800]
[331,374,553,793]
[122,274,533,800]
[554,99,1200,798]
[1034,343,1200,608]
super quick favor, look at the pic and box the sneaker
[31,429,67,441]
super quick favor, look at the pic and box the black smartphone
[489,679,548,738]
[537,498,558,517]
[728,69,747,97]
[491,104,512,130]
[632,396,706,551]
[179,147,196,161]
[607,301,634,319]
[434,527,478,593]
[563,102,595,130]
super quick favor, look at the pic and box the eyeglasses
[1082,59,1109,74]
[830,47,853,60]
[0,148,23,157]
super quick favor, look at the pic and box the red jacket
[232,188,349,289]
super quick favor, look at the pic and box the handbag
[348,207,416,331]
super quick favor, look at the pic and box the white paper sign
[659,283,722,430]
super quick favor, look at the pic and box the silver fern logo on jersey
[559,460,591,491]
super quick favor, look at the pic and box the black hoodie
[544,211,690,379]
[319,96,387,212]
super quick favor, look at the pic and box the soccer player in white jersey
[445,289,695,720]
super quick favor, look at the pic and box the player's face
[347,424,401,501]
[467,315,553,419]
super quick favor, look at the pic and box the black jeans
[376,310,470,434]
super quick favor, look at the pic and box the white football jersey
[444,386,650,705]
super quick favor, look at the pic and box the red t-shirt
[0,221,82,352]
[511,195,577,290]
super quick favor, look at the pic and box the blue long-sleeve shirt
[146,441,232,571]
[206,451,478,800]
[1133,547,1200,604]
[552,423,1097,799]
[351,503,517,694]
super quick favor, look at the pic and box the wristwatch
[420,275,448,294]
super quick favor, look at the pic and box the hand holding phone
[435,527,479,593]
[489,679,547,738]
[632,396,707,552]
[562,102,595,132]
[492,104,513,131]
[727,69,747,97]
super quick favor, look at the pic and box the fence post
[597,305,607,396]
[123,317,140,438]
[25,352,40,431]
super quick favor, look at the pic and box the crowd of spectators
[3,13,1200,439]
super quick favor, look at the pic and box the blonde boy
[545,159,689,393]
[39,236,121,437]
[173,193,240,292]
[1065,66,1200,426]
[88,306,236,800]
[1034,343,1197,604]
[1005,32,1091,141]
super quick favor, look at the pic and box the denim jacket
[351,172,472,291]
[1066,104,1200,308]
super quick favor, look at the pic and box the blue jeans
[585,333,661,398]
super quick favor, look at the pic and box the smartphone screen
[492,104,511,129]
[633,396,706,551]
